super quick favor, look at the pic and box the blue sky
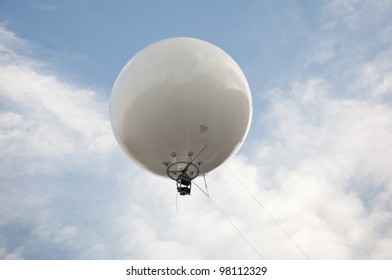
[1,0,392,259]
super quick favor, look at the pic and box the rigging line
[183,144,208,173]
[203,174,209,196]
[172,191,179,225]
[193,180,209,197]
[193,176,264,259]
[176,191,179,213]
[208,195,265,260]
[192,144,208,164]
[224,164,311,260]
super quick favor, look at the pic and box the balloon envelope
[110,37,252,178]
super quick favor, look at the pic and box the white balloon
[110,37,252,179]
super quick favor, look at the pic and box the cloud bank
[0,26,120,259]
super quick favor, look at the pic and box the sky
[0,0,392,259]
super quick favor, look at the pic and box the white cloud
[0,26,121,259]
[358,51,392,100]
[307,0,392,75]
[327,0,392,31]
[254,79,392,258]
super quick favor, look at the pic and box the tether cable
[193,179,264,259]
[208,196,265,259]
[224,164,311,260]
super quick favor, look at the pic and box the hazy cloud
[0,26,119,259]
